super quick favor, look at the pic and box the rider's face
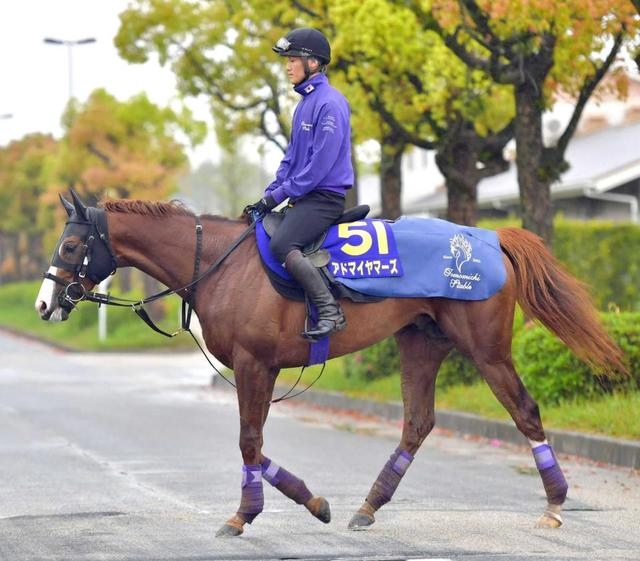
[286,57,306,85]
[286,56,319,85]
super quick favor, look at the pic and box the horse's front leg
[216,352,275,537]
[215,351,330,537]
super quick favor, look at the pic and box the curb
[210,375,640,470]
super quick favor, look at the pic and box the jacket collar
[294,73,328,97]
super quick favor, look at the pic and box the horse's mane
[99,198,240,223]
[100,198,194,217]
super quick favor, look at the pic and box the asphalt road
[0,329,639,561]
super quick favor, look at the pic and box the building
[360,74,640,223]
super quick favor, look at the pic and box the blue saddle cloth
[256,216,506,301]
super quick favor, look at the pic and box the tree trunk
[346,139,359,209]
[118,267,133,293]
[435,127,480,226]
[514,82,553,244]
[379,130,405,219]
[142,273,165,321]
[27,232,45,280]
[445,175,478,225]
[0,233,6,283]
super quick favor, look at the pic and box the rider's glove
[243,195,277,220]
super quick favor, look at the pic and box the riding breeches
[269,190,345,264]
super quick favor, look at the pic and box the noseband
[44,208,117,312]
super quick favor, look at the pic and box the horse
[35,190,625,537]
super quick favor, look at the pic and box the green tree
[179,149,267,216]
[330,0,514,223]
[56,88,206,203]
[116,1,295,154]
[0,134,57,281]
[115,1,415,212]
[413,0,635,241]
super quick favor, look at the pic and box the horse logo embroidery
[450,234,472,273]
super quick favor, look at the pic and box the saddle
[262,204,370,266]
[259,204,383,303]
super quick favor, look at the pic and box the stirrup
[302,316,346,341]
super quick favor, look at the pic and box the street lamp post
[44,37,96,100]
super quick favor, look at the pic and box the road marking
[330,557,453,561]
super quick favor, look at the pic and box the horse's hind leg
[475,357,567,527]
[349,324,453,530]
[438,299,568,528]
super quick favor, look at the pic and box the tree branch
[259,108,287,154]
[178,43,269,111]
[555,30,624,155]
[291,1,321,19]
[356,77,438,149]
[265,76,290,141]
[85,142,116,169]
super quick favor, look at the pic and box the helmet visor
[275,37,291,51]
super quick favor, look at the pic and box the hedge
[343,312,639,407]
[478,218,640,311]
[513,313,640,405]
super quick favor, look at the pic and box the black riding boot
[285,249,346,340]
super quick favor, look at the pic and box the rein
[46,219,256,318]
[45,212,326,401]
[45,217,257,389]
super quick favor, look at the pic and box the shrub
[341,309,638,408]
[513,313,640,405]
[480,218,640,311]
[344,336,399,381]
[554,219,640,312]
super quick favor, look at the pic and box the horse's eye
[63,242,77,253]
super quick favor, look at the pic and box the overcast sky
[0,0,221,166]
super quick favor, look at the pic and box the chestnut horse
[35,192,624,537]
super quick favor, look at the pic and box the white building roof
[409,120,640,214]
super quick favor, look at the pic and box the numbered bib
[324,220,403,279]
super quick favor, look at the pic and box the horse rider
[245,28,354,340]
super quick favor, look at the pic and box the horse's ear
[69,188,88,220]
[59,194,75,217]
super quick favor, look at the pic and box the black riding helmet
[273,28,331,65]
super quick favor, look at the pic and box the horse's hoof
[215,516,245,537]
[535,511,563,529]
[305,496,331,523]
[215,523,243,537]
[348,511,375,530]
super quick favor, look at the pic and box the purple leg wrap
[237,464,264,523]
[261,457,313,505]
[366,448,414,511]
[532,444,568,505]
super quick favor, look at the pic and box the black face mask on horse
[43,190,117,315]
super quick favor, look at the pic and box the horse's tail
[497,227,626,376]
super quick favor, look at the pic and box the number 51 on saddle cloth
[256,215,506,302]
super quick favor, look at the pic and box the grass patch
[0,280,193,351]
[279,357,640,440]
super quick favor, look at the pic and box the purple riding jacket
[265,73,354,204]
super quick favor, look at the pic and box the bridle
[44,207,256,389]
[44,207,118,313]
[46,208,255,326]
[43,205,324,401]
